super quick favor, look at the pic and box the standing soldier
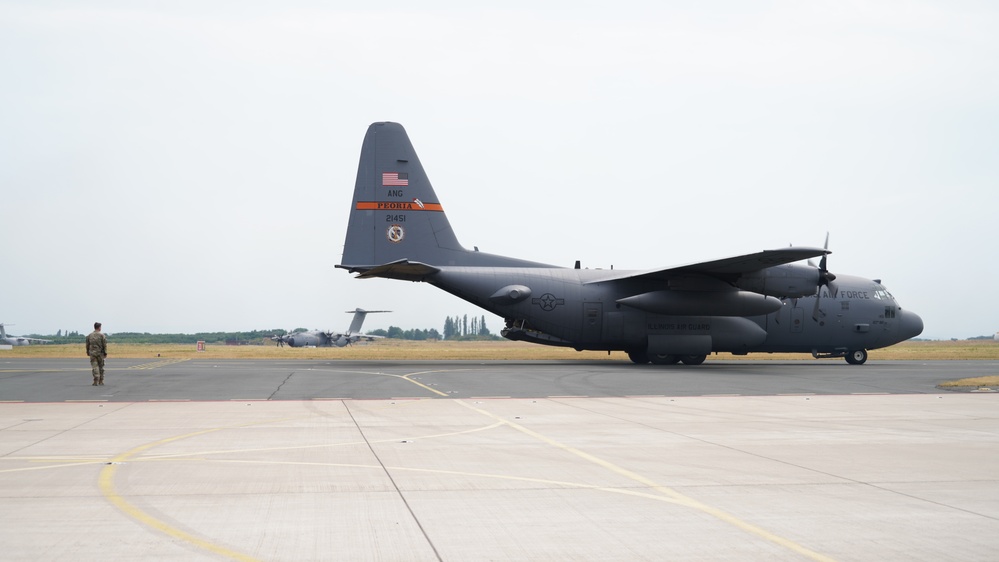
[85,322,108,386]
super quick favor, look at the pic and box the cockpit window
[873,285,894,302]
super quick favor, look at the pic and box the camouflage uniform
[85,329,108,385]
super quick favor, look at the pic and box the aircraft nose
[898,310,924,341]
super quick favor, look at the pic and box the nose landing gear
[845,349,868,365]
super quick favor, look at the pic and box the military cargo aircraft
[0,324,52,346]
[337,122,923,365]
[272,309,389,348]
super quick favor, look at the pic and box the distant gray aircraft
[0,324,52,346]
[273,309,389,348]
[337,122,923,365]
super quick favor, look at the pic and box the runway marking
[397,369,456,397]
[455,399,836,562]
[98,424,277,561]
[0,459,110,474]
[90,410,512,562]
[138,421,507,460]
[32,397,835,561]
[128,358,189,370]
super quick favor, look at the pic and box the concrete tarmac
[1,358,998,561]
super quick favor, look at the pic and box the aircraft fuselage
[429,267,922,358]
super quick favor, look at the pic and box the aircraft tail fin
[338,122,552,277]
[345,308,389,335]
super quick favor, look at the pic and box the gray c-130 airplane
[337,122,923,365]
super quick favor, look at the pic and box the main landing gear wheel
[680,354,707,365]
[628,350,650,364]
[649,354,680,365]
[845,349,868,365]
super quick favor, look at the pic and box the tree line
[24,315,501,344]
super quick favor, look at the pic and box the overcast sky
[2,1,996,340]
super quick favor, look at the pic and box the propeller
[322,331,350,347]
[812,233,837,322]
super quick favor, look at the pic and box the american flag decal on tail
[382,172,409,186]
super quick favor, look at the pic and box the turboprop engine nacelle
[735,263,820,298]
[617,290,782,317]
[334,336,350,347]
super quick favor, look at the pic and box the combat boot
[92,377,99,386]
[98,376,104,386]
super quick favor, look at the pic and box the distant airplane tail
[337,122,551,280]
[345,308,389,335]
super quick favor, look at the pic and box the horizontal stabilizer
[338,260,441,281]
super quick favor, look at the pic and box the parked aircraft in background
[336,122,923,365]
[0,324,52,346]
[272,309,389,348]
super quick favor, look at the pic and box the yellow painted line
[93,408,502,562]
[397,370,452,397]
[98,427,261,562]
[128,359,189,370]
[0,460,107,474]
[317,367,471,398]
[456,399,836,562]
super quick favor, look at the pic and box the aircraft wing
[329,331,384,342]
[583,247,829,285]
[338,260,441,281]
